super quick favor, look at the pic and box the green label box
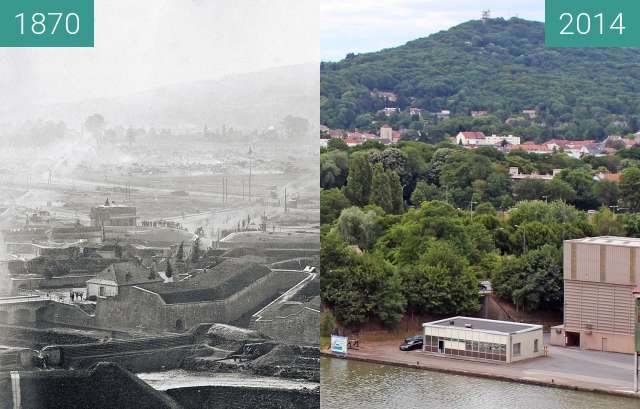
[546,0,640,47]
[0,0,93,47]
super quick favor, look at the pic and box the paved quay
[322,337,640,399]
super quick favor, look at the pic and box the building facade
[90,203,137,227]
[422,317,543,363]
[551,236,640,353]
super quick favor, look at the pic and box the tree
[320,310,337,337]
[620,167,640,211]
[592,207,624,236]
[370,163,393,213]
[410,180,441,205]
[327,138,348,151]
[387,169,404,214]
[344,153,372,206]
[84,113,106,143]
[176,242,184,261]
[493,245,563,312]
[513,179,545,201]
[544,178,576,203]
[165,260,173,278]
[330,253,406,327]
[592,180,620,207]
[401,241,479,315]
[334,207,378,250]
[191,237,201,262]
[320,188,351,225]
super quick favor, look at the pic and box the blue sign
[331,335,348,355]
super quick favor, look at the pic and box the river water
[320,357,639,409]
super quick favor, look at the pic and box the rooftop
[138,259,272,304]
[565,236,640,247]
[88,261,162,286]
[423,316,541,335]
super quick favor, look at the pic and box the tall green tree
[344,153,372,206]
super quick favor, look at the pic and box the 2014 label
[559,12,625,36]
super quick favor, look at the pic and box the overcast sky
[322,0,544,61]
[0,0,318,106]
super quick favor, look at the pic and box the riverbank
[321,339,640,400]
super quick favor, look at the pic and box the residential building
[90,200,137,227]
[86,261,162,298]
[551,236,640,353]
[455,131,486,146]
[422,316,544,363]
[471,110,488,117]
[522,109,537,119]
[456,132,520,147]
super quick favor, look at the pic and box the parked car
[399,335,423,351]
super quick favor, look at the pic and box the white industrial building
[422,317,544,363]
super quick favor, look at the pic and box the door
[438,339,445,354]
[601,337,608,352]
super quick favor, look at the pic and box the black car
[399,335,423,351]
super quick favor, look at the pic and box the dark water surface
[320,357,639,409]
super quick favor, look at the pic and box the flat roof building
[90,200,137,227]
[551,236,640,353]
[422,316,543,363]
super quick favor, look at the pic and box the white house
[86,261,162,298]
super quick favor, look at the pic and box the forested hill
[320,18,640,142]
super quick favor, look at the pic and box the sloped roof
[89,261,161,286]
[138,259,271,304]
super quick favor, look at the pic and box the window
[99,286,105,296]
[513,342,521,356]
[534,339,539,353]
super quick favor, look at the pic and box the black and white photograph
[0,1,319,408]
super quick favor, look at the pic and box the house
[509,142,550,154]
[455,131,486,145]
[508,167,559,180]
[435,110,451,120]
[372,90,398,102]
[409,107,424,117]
[378,107,399,117]
[90,200,137,227]
[522,109,537,119]
[594,172,621,183]
[86,261,162,298]
[471,110,488,117]
[456,132,520,147]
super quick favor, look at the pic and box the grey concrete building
[551,236,640,353]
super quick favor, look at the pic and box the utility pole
[248,146,253,204]
[469,200,477,220]
[284,187,288,213]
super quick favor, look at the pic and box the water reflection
[320,357,639,409]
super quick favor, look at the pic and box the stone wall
[10,274,96,294]
[252,307,319,345]
[0,363,182,409]
[223,270,305,323]
[166,385,320,409]
[39,302,97,327]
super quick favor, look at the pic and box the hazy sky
[322,0,544,61]
[0,0,318,106]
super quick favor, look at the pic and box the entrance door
[601,338,608,352]
[438,340,445,354]
[565,331,580,347]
